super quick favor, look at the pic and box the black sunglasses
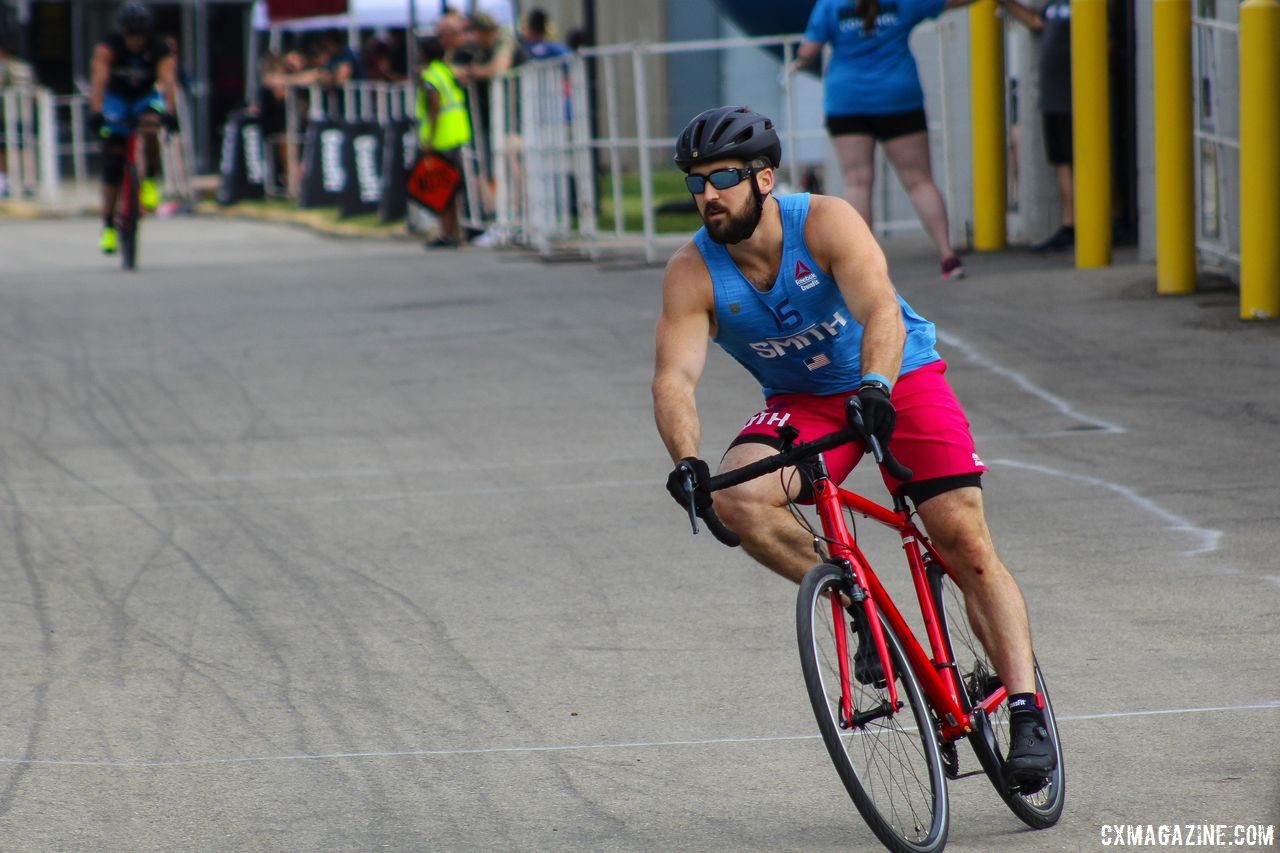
[685,166,755,195]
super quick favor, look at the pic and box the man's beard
[704,180,766,245]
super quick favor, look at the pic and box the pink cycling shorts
[730,360,987,500]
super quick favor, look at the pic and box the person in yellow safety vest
[416,35,472,248]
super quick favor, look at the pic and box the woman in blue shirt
[793,0,981,280]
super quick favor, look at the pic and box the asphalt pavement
[0,214,1276,851]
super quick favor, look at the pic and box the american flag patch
[804,353,831,371]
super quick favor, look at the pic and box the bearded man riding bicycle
[88,2,179,254]
[651,105,1055,786]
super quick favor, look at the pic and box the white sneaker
[470,227,508,248]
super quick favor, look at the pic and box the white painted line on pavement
[938,331,1126,434]
[990,458,1222,556]
[2,700,1275,769]
[943,332,1229,559]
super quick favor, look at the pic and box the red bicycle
[115,120,145,270]
[682,405,1066,853]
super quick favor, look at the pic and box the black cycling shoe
[1005,714,1057,792]
[852,627,887,688]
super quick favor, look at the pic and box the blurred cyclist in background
[88,2,179,254]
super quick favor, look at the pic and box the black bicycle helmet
[116,2,154,36]
[673,106,781,173]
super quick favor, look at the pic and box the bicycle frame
[808,457,1007,743]
[119,131,141,221]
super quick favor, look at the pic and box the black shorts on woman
[825,109,928,142]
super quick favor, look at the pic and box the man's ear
[756,165,776,195]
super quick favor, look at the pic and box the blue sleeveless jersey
[694,193,940,398]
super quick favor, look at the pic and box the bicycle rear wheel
[119,162,140,271]
[930,563,1066,828]
[798,562,948,853]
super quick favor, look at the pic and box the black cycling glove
[162,113,180,133]
[665,456,712,512]
[88,112,107,137]
[849,382,896,450]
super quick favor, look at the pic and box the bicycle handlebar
[686,398,914,547]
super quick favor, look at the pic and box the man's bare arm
[89,43,113,113]
[805,195,905,384]
[653,243,715,462]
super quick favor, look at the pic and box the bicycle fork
[829,574,898,729]
[812,465,903,728]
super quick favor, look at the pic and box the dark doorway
[1111,0,1138,245]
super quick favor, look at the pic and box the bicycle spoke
[931,565,1066,827]
[799,564,947,852]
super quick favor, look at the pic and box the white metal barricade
[1,85,45,201]
[1,87,198,207]
[1191,7,1241,272]
[488,32,960,262]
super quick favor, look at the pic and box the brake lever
[848,397,913,481]
[681,469,700,534]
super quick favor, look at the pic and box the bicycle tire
[119,162,140,271]
[798,562,948,853]
[929,563,1066,828]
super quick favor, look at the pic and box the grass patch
[205,195,403,234]
[209,170,704,236]
[596,170,702,234]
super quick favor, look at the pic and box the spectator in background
[417,34,472,248]
[792,0,984,281]
[1003,0,1074,253]
[452,12,523,228]
[460,12,523,83]
[521,9,569,61]
[362,34,393,83]
[386,30,410,82]
[320,29,364,86]
[257,49,307,193]
[436,10,474,68]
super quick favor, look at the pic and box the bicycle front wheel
[797,562,948,853]
[119,163,140,271]
[931,564,1066,828]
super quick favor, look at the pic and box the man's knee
[938,528,999,576]
[712,484,766,533]
[918,490,999,571]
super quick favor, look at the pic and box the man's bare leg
[913,486,1036,695]
[711,442,820,583]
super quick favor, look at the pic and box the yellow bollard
[1070,0,1111,268]
[970,0,1006,250]
[1153,0,1196,295]
[1240,0,1280,320]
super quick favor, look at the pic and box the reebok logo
[795,260,820,291]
